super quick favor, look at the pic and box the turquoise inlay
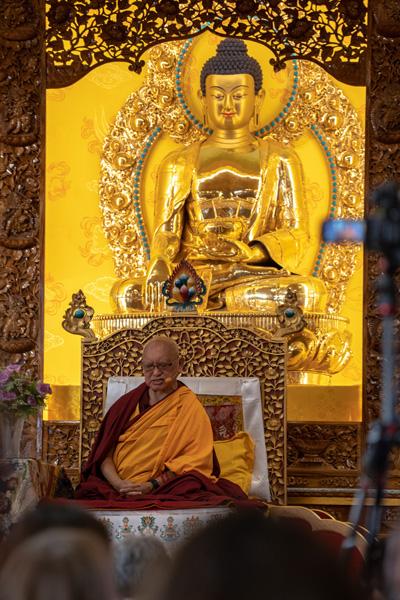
[131,126,162,260]
[309,123,338,276]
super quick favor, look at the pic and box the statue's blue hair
[200,38,263,95]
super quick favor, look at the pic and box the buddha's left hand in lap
[201,237,268,264]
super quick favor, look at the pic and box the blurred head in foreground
[161,511,362,600]
[113,535,170,599]
[0,500,110,566]
[0,527,115,600]
[384,530,400,600]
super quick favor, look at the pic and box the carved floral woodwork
[80,316,287,504]
[45,0,367,89]
[42,420,80,485]
[42,421,79,470]
[288,424,360,472]
[365,3,400,482]
[0,0,44,377]
[288,474,359,492]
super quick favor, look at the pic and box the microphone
[164,376,173,386]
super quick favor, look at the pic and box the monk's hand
[124,482,153,496]
[117,480,140,495]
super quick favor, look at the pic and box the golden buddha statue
[145,39,327,313]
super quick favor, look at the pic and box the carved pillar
[0,0,45,377]
[365,1,400,485]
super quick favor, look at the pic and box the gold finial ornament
[274,288,307,339]
[62,290,96,339]
[162,260,207,312]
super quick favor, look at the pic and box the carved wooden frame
[80,315,287,504]
[3,0,400,492]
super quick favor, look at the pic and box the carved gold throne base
[90,311,351,384]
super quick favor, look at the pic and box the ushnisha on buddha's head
[199,38,265,134]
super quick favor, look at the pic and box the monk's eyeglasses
[142,361,174,373]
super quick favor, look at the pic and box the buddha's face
[201,73,264,131]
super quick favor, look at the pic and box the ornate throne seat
[77,315,286,545]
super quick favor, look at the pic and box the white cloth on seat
[105,376,270,500]
[93,506,232,550]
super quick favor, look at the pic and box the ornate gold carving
[272,290,351,379]
[100,41,363,316]
[288,424,360,471]
[42,421,80,486]
[288,475,359,491]
[45,1,367,88]
[89,311,351,381]
[62,290,96,339]
[365,2,400,476]
[273,289,306,338]
[80,316,286,504]
[285,323,352,382]
[373,2,400,38]
[0,0,44,374]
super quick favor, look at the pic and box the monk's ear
[177,358,184,374]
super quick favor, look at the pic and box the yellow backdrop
[44,33,365,421]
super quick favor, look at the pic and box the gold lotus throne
[97,36,364,383]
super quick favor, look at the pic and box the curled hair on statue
[200,38,263,96]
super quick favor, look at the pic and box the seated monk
[75,336,265,509]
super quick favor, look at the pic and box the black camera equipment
[323,181,400,574]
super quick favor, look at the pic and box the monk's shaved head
[142,336,181,395]
[143,336,179,361]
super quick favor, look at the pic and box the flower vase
[0,412,25,459]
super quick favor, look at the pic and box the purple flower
[5,364,21,374]
[27,396,37,406]
[36,383,52,396]
[0,391,17,402]
[0,364,20,384]
[0,371,9,385]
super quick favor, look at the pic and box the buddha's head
[199,38,265,132]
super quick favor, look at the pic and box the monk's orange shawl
[112,385,215,483]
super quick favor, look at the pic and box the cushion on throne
[105,376,270,500]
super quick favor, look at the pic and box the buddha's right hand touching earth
[144,257,171,310]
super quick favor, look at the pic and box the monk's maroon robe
[75,382,267,510]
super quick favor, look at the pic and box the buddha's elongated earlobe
[254,112,259,127]
[203,111,208,127]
